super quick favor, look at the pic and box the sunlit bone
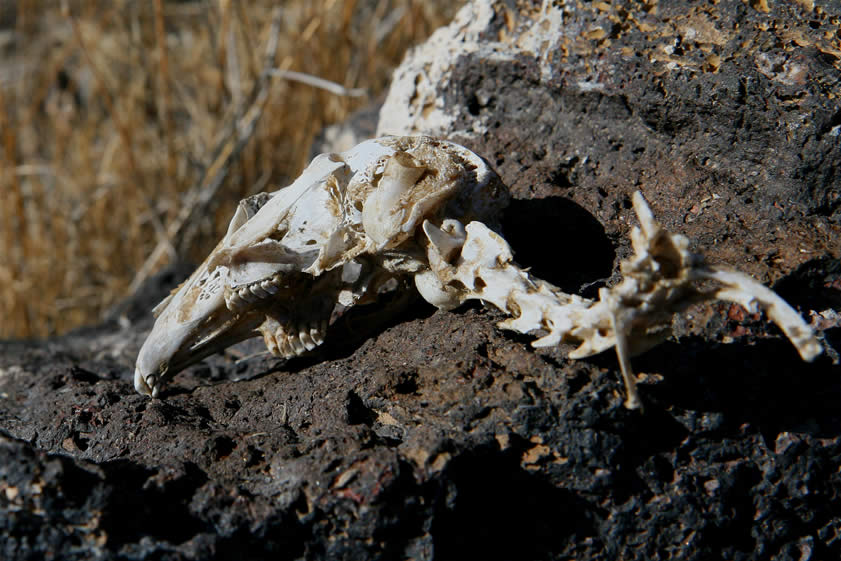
[134,136,509,397]
[135,136,822,407]
[417,191,822,409]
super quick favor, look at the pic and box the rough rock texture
[2,1,841,559]
[379,0,841,280]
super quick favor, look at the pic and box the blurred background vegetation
[0,0,460,338]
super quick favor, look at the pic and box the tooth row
[265,320,328,358]
[226,276,282,311]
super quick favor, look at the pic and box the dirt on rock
[3,1,841,560]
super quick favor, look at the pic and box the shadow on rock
[431,444,597,561]
[773,256,841,311]
[98,460,208,545]
[635,337,841,438]
[502,197,616,299]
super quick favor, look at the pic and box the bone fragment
[694,267,823,362]
[418,191,822,409]
[362,152,425,248]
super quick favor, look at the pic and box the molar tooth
[263,331,279,355]
[290,334,306,355]
[238,287,257,303]
[225,292,242,311]
[279,337,293,358]
[250,284,270,298]
[299,330,317,351]
[261,280,279,295]
[310,326,324,345]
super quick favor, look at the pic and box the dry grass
[0,0,460,338]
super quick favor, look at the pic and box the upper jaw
[134,308,265,397]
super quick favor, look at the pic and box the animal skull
[135,136,822,407]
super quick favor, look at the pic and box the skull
[136,136,822,408]
[134,136,508,397]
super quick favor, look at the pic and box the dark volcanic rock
[2,1,841,559]
[379,0,841,283]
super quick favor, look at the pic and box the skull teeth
[226,275,283,311]
[250,284,270,298]
[239,288,258,302]
[311,323,325,346]
[289,335,306,354]
[261,280,279,295]
[264,321,328,358]
[143,375,160,398]
[265,335,278,355]
[299,330,316,351]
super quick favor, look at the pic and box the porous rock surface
[2,1,841,559]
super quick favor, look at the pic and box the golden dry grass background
[0,0,460,338]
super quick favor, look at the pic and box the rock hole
[346,391,375,426]
[566,368,590,395]
[75,409,93,424]
[393,371,419,394]
[548,166,573,188]
[467,93,481,116]
[74,433,90,452]
[69,366,99,384]
[205,435,237,460]
[224,398,241,412]
[244,446,265,468]
[374,433,404,448]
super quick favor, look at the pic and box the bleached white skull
[134,136,509,397]
[135,136,822,408]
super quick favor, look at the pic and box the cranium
[135,136,822,407]
[134,136,509,397]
